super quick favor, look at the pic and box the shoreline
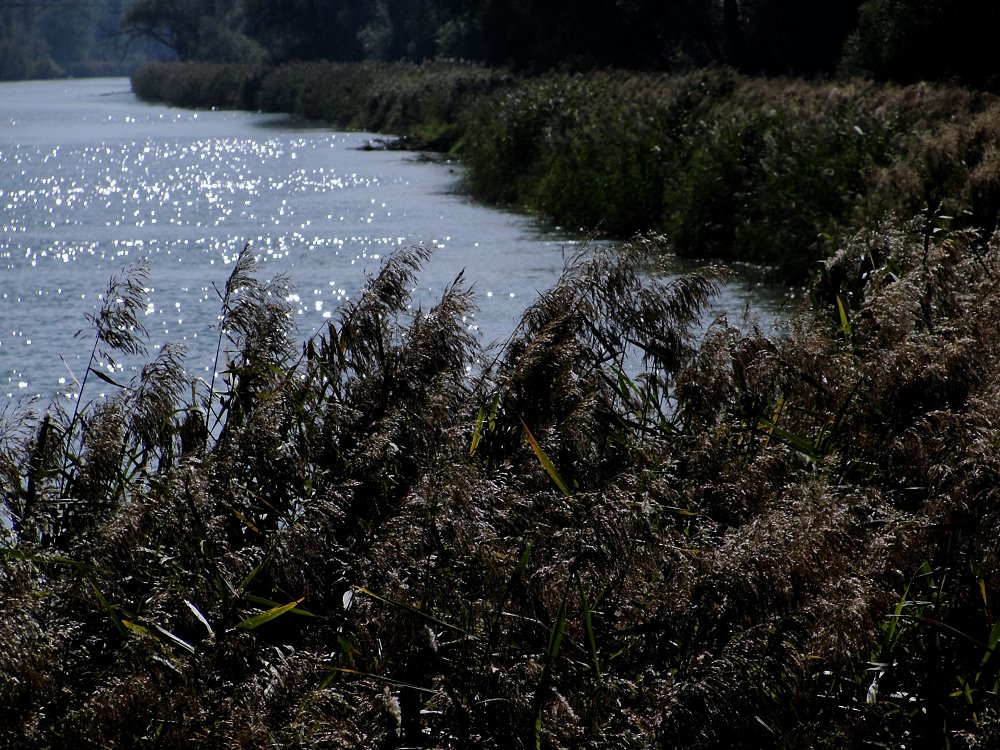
[132,60,1000,281]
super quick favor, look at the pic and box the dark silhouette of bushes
[4,224,1000,746]
[132,59,512,150]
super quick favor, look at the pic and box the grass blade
[534,589,570,749]
[88,366,125,389]
[580,584,601,679]
[243,593,319,618]
[469,403,487,457]
[235,597,304,630]
[351,585,469,635]
[836,293,851,339]
[184,599,216,638]
[520,416,572,496]
[87,576,126,637]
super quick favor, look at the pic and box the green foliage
[132,58,1000,279]
[0,235,721,747]
[122,0,265,64]
[9,0,1000,89]
[117,0,864,80]
[461,70,891,274]
[131,61,269,110]
[0,0,153,80]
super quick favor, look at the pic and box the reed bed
[3,222,1000,747]
[134,61,1000,279]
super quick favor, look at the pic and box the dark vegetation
[120,0,1000,91]
[11,0,1000,94]
[0,0,167,81]
[4,221,1000,748]
[8,2,1000,746]
[133,60,1000,278]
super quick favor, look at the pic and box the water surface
[0,78,783,405]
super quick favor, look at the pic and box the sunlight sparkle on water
[1,78,780,402]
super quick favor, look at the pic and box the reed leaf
[520,416,572,497]
[235,597,305,630]
[351,585,470,636]
[580,584,601,679]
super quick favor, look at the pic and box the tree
[123,0,264,62]
[241,0,372,63]
[727,0,863,75]
[356,0,446,61]
[843,0,1000,89]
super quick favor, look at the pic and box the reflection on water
[0,78,786,404]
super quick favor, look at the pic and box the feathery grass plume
[338,267,478,471]
[269,244,481,557]
[11,219,1000,747]
[208,242,294,440]
[68,396,126,511]
[64,260,150,428]
[81,258,151,365]
[482,234,724,485]
[0,553,55,745]
[0,401,40,535]
[207,242,258,428]
[647,216,1000,747]
[332,242,435,377]
[50,259,151,515]
[125,342,189,469]
[62,344,191,526]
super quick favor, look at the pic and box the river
[0,78,784,405]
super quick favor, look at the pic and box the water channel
[0,78,785,405]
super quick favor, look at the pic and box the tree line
[0,0,170,81]
[120,0,1000,89]
[3,0,999,89]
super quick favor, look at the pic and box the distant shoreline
[131,60,1000,282]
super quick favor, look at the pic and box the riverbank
[0,66,1000,750]
[132,60,1000,279]
[5,222,1000,748]
[6,67,1000,748]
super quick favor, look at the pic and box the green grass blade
[836,293,851,339]
[0,548,109,573]
[535,590,570,749]
[352,585,469,635]
[319,665,440,694]
[87,576,127,637]
[235,597,304,630]
[121,619,151,637]
[520,416,572,497]
[978,618,1000,671]
[757,417,820,460]
[243,593,319,618]
[469,404,486,457]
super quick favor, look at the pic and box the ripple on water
[0,79,784,402]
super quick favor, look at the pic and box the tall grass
[461,71,1000,277]
[132,59,512,150]
[134,61,1000,279]
[3,224,1000,746]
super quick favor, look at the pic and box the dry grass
[3,226,1000,747]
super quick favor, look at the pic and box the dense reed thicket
[3,223,1000,747]
[132,61,1000,278]
[131,60,513,151]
